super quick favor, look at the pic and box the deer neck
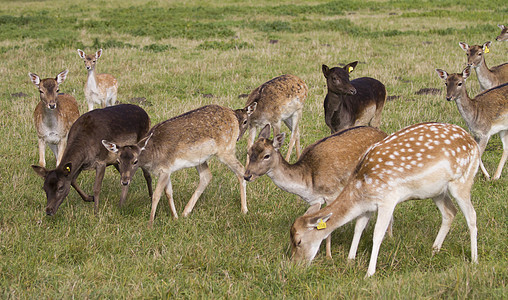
[454,88,478,133]
[266,152,312,198]
[473,58,495,90]
[86,68,99,92]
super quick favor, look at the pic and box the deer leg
[47,143,58,166]
[284,111,301,161]
[149,172,171,227]
[219,153,248,214]
[476,136,491,179]
[246,126,257,165]
[367,204,395,277]
[71,177,93,202]
[163,174,178,220]
[55,139,67,167]
[142,167,153,198]
[38,139,46,167]
[182,162,212,217]
[92,163,107,214]
[348,212,372,260]
[87,101,94,112]
[493,130,508,180]
[431,193,457,255]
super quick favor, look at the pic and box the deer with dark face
[496,25,508,42]
[322,62,386,134]
[103,104,256,227]
[436,66,508,180]
[459,41,508,91]
[29,70,80,167]
[290,123,479,277]
[244,124,388,259]
[32,104,151,216]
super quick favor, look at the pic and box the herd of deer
[28,25,508,277]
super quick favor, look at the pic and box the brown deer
[244,124,388,259]
[102,104,257,227]
[436,66,508,180]
[322,62,386,134]
[245,74,307,161]
[29,70,80,167]
[290,122,479,277]
[32,104,152,216]
[77,49,118,111]
[458,41,508,91]
[496,25,508,42]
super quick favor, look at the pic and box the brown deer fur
[29,70,80,167]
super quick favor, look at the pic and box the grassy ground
[0,0,507,298]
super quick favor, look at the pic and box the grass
[0,0,507,298]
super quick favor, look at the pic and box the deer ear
[304,203,321,215]
[96,49,103,59]
[77,49,85,59]
[483,41,491,53]
[62,163,72,176]
[56,70,68,85]
[435,69,448,80]
[345,61,358,73]
[463,66,471,79]
[32,165,48,178]
[458,42,469,52]
[28,72,40,87]
[102,140,118,154]
[246,102,257,116]
[308,213,333,229]
[322,64,330,78]
[498,24,506,30]
[273,133,286,151]
[258,124,271,139]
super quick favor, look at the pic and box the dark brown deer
[496,25,508,42]
[322,62,386,133]
[291,123,479,277]
[244,124,388,259]
[436,66,508,180]
[459,41,508,91]
[102,104,257,227]
[245,74,308,161]
[29,70,80,167]
[32,104,152,216]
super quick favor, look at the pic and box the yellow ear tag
[348,66,354,73]
[65,166,70,172]
[317,219,327,230]
[484,46,490,53]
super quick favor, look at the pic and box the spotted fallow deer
[32,104,151,216]
[244,124,388,258]
[436,66,508,180]
[77,49,118,111]
[245,74,307,161]
[102,103,257,227]
[322,62,386,134]
[458,41,508,91]
[496,25,508,42]
[29,70,80,167]
[290,122,479,277]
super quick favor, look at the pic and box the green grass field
[1,0,507,298]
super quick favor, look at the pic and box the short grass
[0,0,507,298]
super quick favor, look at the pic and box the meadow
[0,0,507,298]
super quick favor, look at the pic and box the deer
[496,25,508,42]
[322,62,386,134]
[244,124,388,259]
[29,70,80,168]
[77,49,118,111]
[102,103,257,227]
[32,104,152,216]
[458,41,508,91]
[290,122,479,277]
[436,66,508,180]
[245,74,307,162]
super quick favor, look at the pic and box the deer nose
[349,88,357,95]
[446,96,453,101]
[121,180,130,186]
[46,207,55,216]
[244,174,252,181]
[48,104,56,109]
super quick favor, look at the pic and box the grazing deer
[244,124,388,258]
[496,25,508,42]
[32,104,152,216]
[29,70,80,167]
[458,41,508,91]
[77,49,118,111]
[245,74,307,161]
[290,122,479,277]
[103,104,257,227]
[436,66,508,180]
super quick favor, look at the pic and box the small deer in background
[32,104,151,216]
[458,41,508,91]
[496,25,508,42]
[29,70,80,167]
[244,124,388,259]
[77,49,118,111]
[245,74,307,162]
[322,62,386,134]
[103,104,257,227]
[290,123,479,277]
[436,66,508,180]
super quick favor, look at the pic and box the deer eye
[133,160,138,165]
[263,154,270,160]
[56,89,60,93]
[243,120,248,125]
[458,82,462,86]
